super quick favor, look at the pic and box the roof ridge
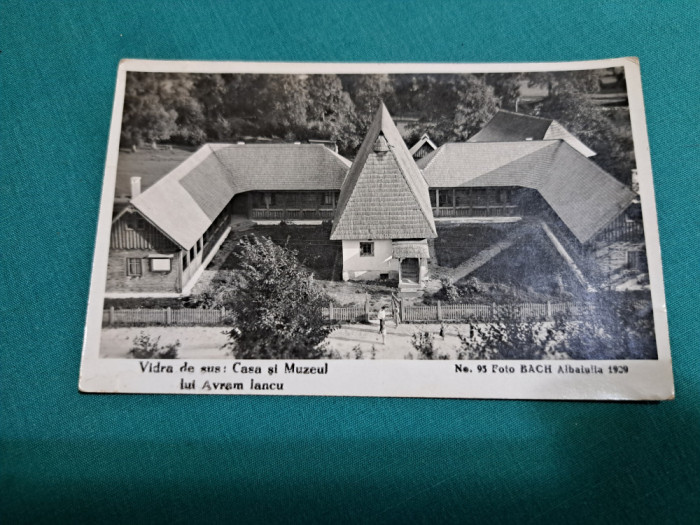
[131,144,214,207]
[419,143,446,170]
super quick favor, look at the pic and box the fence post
[109,306,115,326]
[329,302,334,321]
[400,298,406,322]
[437,300,442,321]
[492,302,497,319]
[221,306,226,323]
[364,294,370,322]
[546,300,552,320]
[166,307,172,325]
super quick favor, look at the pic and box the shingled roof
[130,143,350,249]
[408,133,438,159]
[419,140,635,243]
[468,110,596,158]
[330,103,437,240]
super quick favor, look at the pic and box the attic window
[360,242,374,257]
[124,217,145,231]
[373,135,389,153]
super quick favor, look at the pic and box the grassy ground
[432,222,586,303]
[219,224,342,281]
[115,146,195,198]
[433,222,513,268]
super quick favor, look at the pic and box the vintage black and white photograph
[80,59,672,399]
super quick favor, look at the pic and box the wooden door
[400,258,419,284]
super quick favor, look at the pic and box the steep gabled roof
[408,133,438,158]
[468,110,596,157]
[330,103,437,240]
[131,144,350,249]
[420,140,635,243]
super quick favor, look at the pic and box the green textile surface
[1,1,698,523]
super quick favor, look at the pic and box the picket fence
[322,304,368,323]
[103,307,228,327]
[103,301,582,327]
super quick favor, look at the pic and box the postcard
[80,58,673,399]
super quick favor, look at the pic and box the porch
[244,190,340,222]
[393,240,430,291]
[430,187,521,218]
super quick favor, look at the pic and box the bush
[222,235,335,359]
[440,277,460,303]
[127,331,180,359]
[411,331,449,360]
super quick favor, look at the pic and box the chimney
[130,176,141,198]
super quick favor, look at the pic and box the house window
[438,190,452,208]
[360,242,374,257]
[196,239,202,254]
[322,192,334,206]
[182,253,189,270]
[126,258,142,276]
[189,247,195,261]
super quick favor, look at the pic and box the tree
[346,74,392,133]
[408,74,499,143]
[221,235,335,359]
[258,75,310,139]
[120,73,179,147]
[532,88,634,184]
[305,75,359,153]
[484,73,522,111]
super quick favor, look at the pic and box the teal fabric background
[1,1,698,523]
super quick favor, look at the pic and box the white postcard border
[80,58,673,400]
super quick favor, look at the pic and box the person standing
[377,306,388,345]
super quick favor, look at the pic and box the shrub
[128,331,180,359]
[351,345,364,359]
[411,331,449,360]
[222,235,335,359]
[440,277,460,303]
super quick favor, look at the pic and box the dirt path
[99,322,472,360]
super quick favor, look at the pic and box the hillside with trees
[120,69,635,184]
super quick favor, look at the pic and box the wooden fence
[401,301,582,323]
[103,301,582,327]
[322,304,368,323]
[103,307,228,327]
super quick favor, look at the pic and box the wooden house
[107,104,638,297]
[468,110,597,158]
[106,143,349,297]
[408,133,438,160]
[330,104,437,290]
[417,140,635,244]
